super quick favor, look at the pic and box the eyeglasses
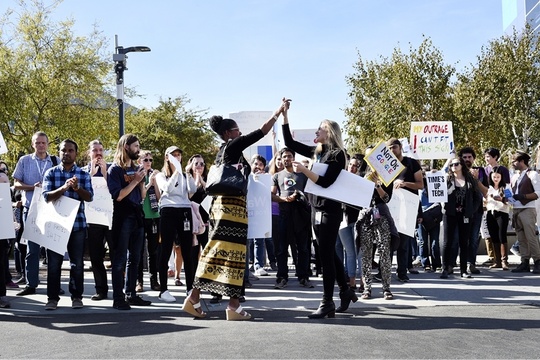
[450,163,461,167]
[194,162,205,166]
[143,158,153,162]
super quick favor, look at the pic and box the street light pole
[113,35,151,137]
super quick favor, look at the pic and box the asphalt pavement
[1,254,540,359]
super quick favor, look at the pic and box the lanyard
[35,157,50,178]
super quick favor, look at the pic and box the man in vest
[510,150,540,274]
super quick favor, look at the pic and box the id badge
[184,218,191,231]
[463,217,469,224]
[373,207,381,220]
[315,211,322,225]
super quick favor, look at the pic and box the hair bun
[209,115,223,133]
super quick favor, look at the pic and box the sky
[1,0,505,132]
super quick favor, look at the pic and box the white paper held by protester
[304,163,373,208]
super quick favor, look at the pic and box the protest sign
[387,188,420,237]
[425,171,448,203]
[0,183,16,239]
[304,163,374,208]
[247,173,272,239]
[85,177,113,228]
[409,121,454,160]
[21,187,80,255]
[364,141,405,186]
[0,130,7,155]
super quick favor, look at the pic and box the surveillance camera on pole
[113,35,151,137]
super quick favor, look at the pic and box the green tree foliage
[344,37,455,154]
[127,96,217,171]
[0,0,115,167]
[454,25,540,156]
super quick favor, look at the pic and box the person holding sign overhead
[282,100,357,318]
[42,139,93,310]
[186,99,288,321]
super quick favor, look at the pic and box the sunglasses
[450,163,461,167]
[194,162,205,166]
[143,158,153,162]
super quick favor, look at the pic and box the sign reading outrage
[410,121,454,160]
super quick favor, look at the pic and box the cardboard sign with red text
[409,121,454,160]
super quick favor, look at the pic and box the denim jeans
[265,238,276,264]
[23,207,40,288]
[336,223,359,278]
[417,223,441,269]
[111,214,144,302]
[467,211,483,265]
[251,238,267,270]
[47,229,86,301]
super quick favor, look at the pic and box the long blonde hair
[315,119,346,166]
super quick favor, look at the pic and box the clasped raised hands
[275,97,292,117]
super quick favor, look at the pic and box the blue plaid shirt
[42,164,94,231]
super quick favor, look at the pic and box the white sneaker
[159,290,176,303]
[254,268,268,276]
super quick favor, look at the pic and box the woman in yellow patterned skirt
[183,99,289,320]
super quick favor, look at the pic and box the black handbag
[205,143,248,196]
[421,203,442,231]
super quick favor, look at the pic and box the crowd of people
[1,98,540,319]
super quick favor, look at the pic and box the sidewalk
[2,254,539,316]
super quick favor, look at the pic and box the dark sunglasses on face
[143,158,153,162]
[450,163,460,167]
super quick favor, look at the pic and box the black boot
[511,261,531,273]
[336,287,358,313]
[532,259,540,274]
[308,300,335,319]
[150,276,160,291]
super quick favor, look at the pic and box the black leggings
[159,207,193,293]
[486,211,509,245]
[313,210,348,302]
[442,213,471,273]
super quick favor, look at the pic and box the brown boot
[483,238,495,265]
[489,242,502,269]
[501,243,509,270]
